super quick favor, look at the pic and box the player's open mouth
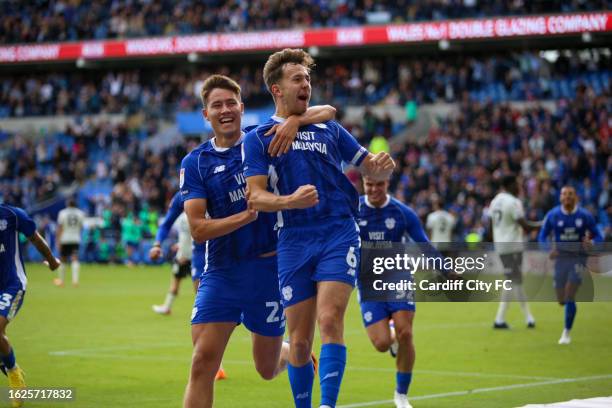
[298,94,309,101]
[219,117,234,124]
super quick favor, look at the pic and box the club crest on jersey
[385,217,396,230]
[363,311,373,323]
[0,219,7,231]
[179,168,185,188]
[557,220,563,227]
[214,165,226,174]
[575,218,583,227]
[282,286,293,301]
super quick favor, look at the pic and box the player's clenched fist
[288,184,319,209]
[370,152,395,181]
[373,151,395,170]
[149,245,163,261]
[44,257,61,271]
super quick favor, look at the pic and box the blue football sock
[396,372,412,395]
[288,361,314,408]
[319,343,347,407]
[565,301,577,330]
[1,348,16,370]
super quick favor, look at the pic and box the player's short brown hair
[200,75,241,107]
[263,48,315,92]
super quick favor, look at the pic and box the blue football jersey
[155,192,184,243]
[243,117,368,228]
[357,195,429,243]
[180,137,277,270]
[538,206,602,243]
[0,204,36,289]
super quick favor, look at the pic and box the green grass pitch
[7,264,612,407]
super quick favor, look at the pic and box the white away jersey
[489,192,525,248]
[57,207,85,244]
[426,210,455,242]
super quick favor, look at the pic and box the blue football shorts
[277,217,360,308]
[0,284,25,321]
[191,255,285,337]
[553,256,587,289]
[358,300,415,327]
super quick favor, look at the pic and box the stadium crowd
[388,84,610,242]
[1,50,610,118]
[1,0,609,45]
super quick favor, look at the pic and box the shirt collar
[211,132,244,152]
[365,194,391,209]
[560,205,578,215]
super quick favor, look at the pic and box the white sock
[495,289,511,323]
[495,302,508,324]
[57,264,65,282]
[514,285,534,323]
[163,293,176,309]
[71,261,80,284]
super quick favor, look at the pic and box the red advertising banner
[0,12,609,64]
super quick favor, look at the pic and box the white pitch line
[48,349,559,381]
[347,367,557,380]
[336,374,612,408]
[48,342,188,355]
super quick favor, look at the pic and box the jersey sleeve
[510,200,525,221]
[57,210,65,226]
[538,211,554,243]
[334,122,368,167]
[242,129,270,178]
[448,213,456,227]
[425,214,433,230]
[180,152,208,201]
[13,206,36,237]
[586,212,603,242]
[402,205,430,243]
[155,193,184,242]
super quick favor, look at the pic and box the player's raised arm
[180,152,256,244]
[13,206,60,271]
[183,198,256,244]
[28,231,61,271]
[243,126,319,212]
[331,120,395,179]
[537,212,553,243]
[150,193,184,260]
[246,175,319,212]
[266,105,337,156]
[585,213,603,243]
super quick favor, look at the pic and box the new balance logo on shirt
[214,165,226,174]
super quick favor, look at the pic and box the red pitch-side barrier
[0,12,610,64]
